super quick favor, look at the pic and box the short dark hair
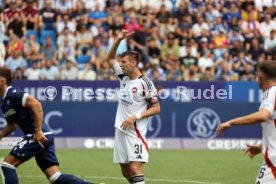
[121,51,140,65]
[0,67,12,85]
[258,60,276,80]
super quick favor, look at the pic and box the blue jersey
[0,86,50,135]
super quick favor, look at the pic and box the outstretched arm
[216,108,270,136]
[107,29,134,68]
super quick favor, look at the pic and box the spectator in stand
[198,50,214,73]
[55,0,73,15]
[24,60,41,80]
[166,58,182,81]
[91,38,107,70]
[78,62,96,80]
[222,2,241,28]
[241,1,258,21]
[147,58,166,81]
[161,33,179,62]
[179,44,198,75]
[233,50,252,78]
[70,1,87,22]
[241,13,261,42]
[264,30,276,53]
[123,0,141,11]
[23,33,40,59]
[76,24,93,53]
[40,59,59,80]
[124,12,141,33]
[84,0,106,12]
[57,27,76,48]
[4,0,21,26]
[260,14,276,38]
[156,4,171,25]
[96,61,112,80]
[0,41,5,67]
[247,38,265,65]
[201,67,215,81]
[147,38,161,60]
[21,0,38,30]
[57,37,76,67]
[5,48,27,74]
[13,67,26,80]
[7,11,25,39]
[173,1,189,23]
[88,2,107,30]
[41,36,57,61]
[39,0,59,32]
[57,13,76,34]
[216,61,237,81]
[192,15,209,38]
[60,59,78,80]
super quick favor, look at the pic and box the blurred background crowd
[0,0,275,81]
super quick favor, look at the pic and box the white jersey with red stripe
[113,62,158,138]
[260,86,276,168]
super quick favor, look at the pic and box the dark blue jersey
[1,86,50,135]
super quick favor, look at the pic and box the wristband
[134,112,143,120]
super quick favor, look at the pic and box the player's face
[257,70,264,90]
[120,56,135,75]
[0,76,6,96]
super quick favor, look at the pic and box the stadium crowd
[0,0,275,81]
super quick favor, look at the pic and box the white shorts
[255,163,276,184]
[113,128,149,164]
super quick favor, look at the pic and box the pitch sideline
[17,175,221,184]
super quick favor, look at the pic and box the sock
[1,162,19,184]
[128,175,145,184]
[51,173,92,184]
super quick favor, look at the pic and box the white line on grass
[0,158,4,184]
[18,175,221,184]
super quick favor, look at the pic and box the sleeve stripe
[22,93,29,107]
[141,76,153,90]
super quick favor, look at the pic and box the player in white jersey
[106,30,160,184]
[216,60,276,184]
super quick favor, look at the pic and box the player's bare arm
[216,108,271,136]
[25,95,48,148]
[121,103,161,130]
[244,143,262,159]
[0,122,17,140]
[107,29,134,68]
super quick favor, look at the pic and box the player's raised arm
[107,29,134,68]
[24,95,47,148]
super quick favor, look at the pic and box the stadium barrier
[0,81,262,150]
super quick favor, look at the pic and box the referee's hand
[121,115,137,131]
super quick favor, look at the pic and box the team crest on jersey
[132,87,137,93]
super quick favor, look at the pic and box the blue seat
[77,55,90,70]
[40,30,56,46]
[26,30,39,43]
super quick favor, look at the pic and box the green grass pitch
[0,149,262,184]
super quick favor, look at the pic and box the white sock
[49,171,61,184]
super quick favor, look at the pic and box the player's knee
[1,161,16,171]
[121,169,131,178]
[129,165,143,176]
